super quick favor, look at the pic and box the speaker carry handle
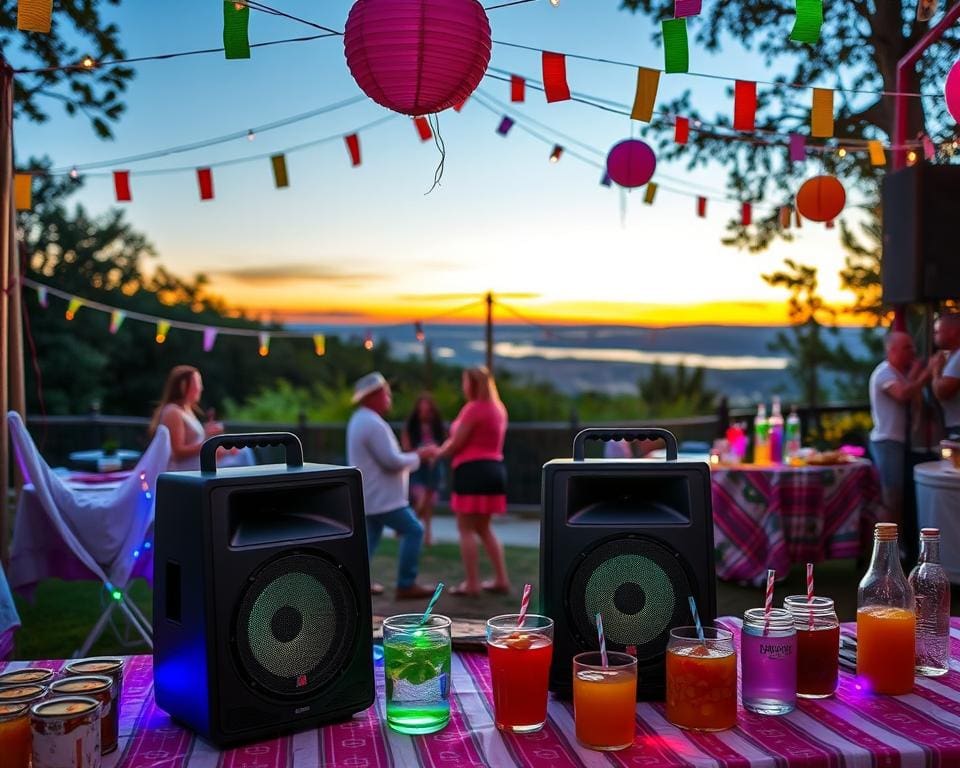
[572,428,678,462]
[200,432,304,474]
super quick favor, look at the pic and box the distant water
[289,323,870,402]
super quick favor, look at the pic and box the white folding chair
[7,412,170,656]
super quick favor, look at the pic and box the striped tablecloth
[712,461,881,586]
[5,617,960,767]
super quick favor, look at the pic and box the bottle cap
[920,527,940,540]
[875,522,898,541]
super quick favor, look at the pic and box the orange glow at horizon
[260,299,869,328]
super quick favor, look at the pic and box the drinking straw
[419,582,444,626]
[517,583,532,628]
[596,613,608,668]
[807,562,815,630]
[763,569,775,634]
[688,595,706,647]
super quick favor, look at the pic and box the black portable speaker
[541,428,717,700]
[153,433,374,746]
[882,164,960,304]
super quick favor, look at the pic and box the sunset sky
[14,0,869,327]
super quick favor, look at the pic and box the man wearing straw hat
[347,372,438,600]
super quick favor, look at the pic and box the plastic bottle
[908,528,950,677]
[768,397,784,464]
[857,523,916,695]
[753,404,770,465]
[785,407,802,462]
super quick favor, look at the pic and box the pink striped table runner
[4,618,960,767]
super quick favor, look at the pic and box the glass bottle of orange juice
[857,522,916,695]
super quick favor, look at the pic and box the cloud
[211,263,382,285]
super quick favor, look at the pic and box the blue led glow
[133,550,140,559]
[144,541,152,550]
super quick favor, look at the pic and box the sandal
[481,581,511,595]
[449,583,481,597]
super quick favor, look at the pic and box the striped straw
[517,583,532,628]
[763,569,775,635]
[688,595,705,647]
[596,613,608,668]
[807,562,815,630]
[419,582,445,626]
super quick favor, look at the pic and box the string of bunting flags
[20,277,471,358]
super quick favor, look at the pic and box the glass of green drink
[382,614,452,734]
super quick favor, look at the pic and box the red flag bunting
[675,116,690,145]
[414,117,432,142]
[741,202,752,227]
[697,196,707,218]
[345,134,361,166]
[197,168,214,201]
[453,98,467,112]
[511,75,526,103]
[113,171,131,202]
[542,52,571,103]
[825,219,835,229]
[734,81,757,132]
[795,208,803,228]
[780,206,792,229]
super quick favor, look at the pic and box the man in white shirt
[932,313,960,437]
[347,372,438,600]
[868,332,930,526]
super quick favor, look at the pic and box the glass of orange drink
[856,605,916,695]
[572,651,637,751]
[666,627,738,731]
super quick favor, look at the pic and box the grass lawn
[11,540,957,660]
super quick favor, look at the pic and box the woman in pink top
[437,366,510,596]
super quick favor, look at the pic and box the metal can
[0,684,47,706]
[0,702,31,768]
[31,696,102,768]
[63,658,123,723]
[50,676,116,754]
[0,668,55,687]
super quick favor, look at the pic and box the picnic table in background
[4,616,960,767]
[711,460,881,586]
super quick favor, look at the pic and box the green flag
[662,18,689,74]
[790,0,823,45]
[223,1,251,60]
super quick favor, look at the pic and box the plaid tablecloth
[711,461,882,586]
[5,617,960,767]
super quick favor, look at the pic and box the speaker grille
[235,553,357,697]
[567,536,692,662]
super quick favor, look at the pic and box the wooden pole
[485,291,494,374]
[0,60,14,562]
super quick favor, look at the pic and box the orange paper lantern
[796,175,846,223]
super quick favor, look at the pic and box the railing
[19,403,871,507]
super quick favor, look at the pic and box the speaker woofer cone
[235,553,357,697]
[567,536,692,662]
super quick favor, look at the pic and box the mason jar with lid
[740,607,797,715]
[784,595,840,698]
[0,668,54,688]
[0,702,31,768]
[0,684,47,708]
[50,675,117,754]
[31,696,102,768]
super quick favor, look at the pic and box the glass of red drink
[784,596,840,698]
[486,614,554,733]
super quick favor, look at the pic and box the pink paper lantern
[946,59,960,123]
[344,0,491,116]
[606,140,657,189]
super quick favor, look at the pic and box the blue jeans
[870,439,905,524]
[366,506,424,589]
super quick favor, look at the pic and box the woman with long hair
[436,366,510,596]
[401,394,446,547]
[150,365,224,470]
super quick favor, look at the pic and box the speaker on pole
[153,433,374,746]
[540,428,717,700]
[883,164,960,305]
